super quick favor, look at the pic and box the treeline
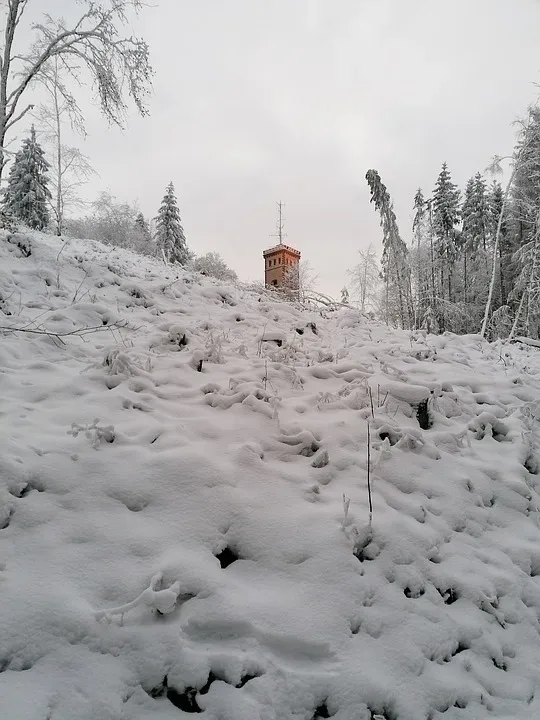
[0,125,237,282]
[367,106,540,339]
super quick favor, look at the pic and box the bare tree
[283,259,319,302]
[0,0,152,181]
[192,252,237,282]
[33,58,96,234]
[67,191,137,247]
[348,243,380,313]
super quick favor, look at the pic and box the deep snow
[2,231,540,719]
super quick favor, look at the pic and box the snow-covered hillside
[2,231,540,720]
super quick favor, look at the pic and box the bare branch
[4,101,33,132]
[0,0,152,180]
[0,319,133,340]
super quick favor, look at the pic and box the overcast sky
[17,1,540,295]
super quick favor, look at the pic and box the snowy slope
[2,231,540,720]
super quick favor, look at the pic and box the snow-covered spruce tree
[366,170,413,328]
[460,173,490,326]
[134,212,151,240]
[432,163,461,311]
[155,182,190,265]
[412,188,434,328]
[3,125,51,230]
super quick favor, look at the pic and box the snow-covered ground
[2,231,540,720]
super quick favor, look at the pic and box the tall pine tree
[366,169,413,328]
[155,182,190,264]
[461,173,490,309]
[412,188,430,326]
[134,211,151,240]
[3,125,51,230]
[433,162,461,305]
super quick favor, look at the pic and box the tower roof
[263,243,301,258]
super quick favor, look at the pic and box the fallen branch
[512,336,540,348]
[0,319,133,344]
[95,572,181,624]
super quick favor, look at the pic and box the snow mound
[2,230,540,719]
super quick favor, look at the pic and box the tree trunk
[498,241,506,306]
[52,60,63,236]
[463,251,468,305]
[481,166,515,337]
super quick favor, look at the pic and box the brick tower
[263,202,301,290]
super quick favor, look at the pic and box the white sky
[11,0,540,296]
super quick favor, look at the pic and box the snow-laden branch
[0,0,152,181]
[94,572,181,623]
[0,319,133,344]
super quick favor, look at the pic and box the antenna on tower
[270,201,287,245]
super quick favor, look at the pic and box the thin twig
[367,423,373,532]
[72,270,89,302]
[0,320,130,340]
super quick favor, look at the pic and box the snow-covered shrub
[102,348,141,376]
[7,232,32,257]
[65,193,157,258]
[205,332,224,363]
[192,251,237,282]
[0,209,17,231]
[68,419,115,448]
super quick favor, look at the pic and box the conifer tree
[134,212,151,240]
[412,188,430,325]
[366,169,413,328]
[433,162,461,304]
[472,173,489,253]
[461,178,475,244]
[155,182,190,264]
[506,110,540,338]
[3,125,51,230]
[482,109,540,337]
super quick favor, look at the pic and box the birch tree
[0,0,152,181]
[283,259,319,302]
[33,58,95,235]
[348,243,380,313]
